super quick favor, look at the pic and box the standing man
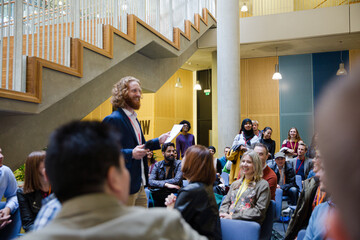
[289,143,313,180]
[176,120,195,159]
[252,143,277,200]
[269,152,299,205]
[148,143,182,207]
[0,148,19,239]
[103,76,170,207]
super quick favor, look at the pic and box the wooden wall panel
[349,49,360,72]
[240,57,280,151]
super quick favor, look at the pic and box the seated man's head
[253,143,269,167]
[45,121,129,204]
[274,152,286,169]
[162,142,175,162]
[297,143,307,158]
[208,146,216,156]
[224,147,230,156]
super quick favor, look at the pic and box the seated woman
[17,151,51,232]
[165,145,221,240]
[219,150,270,224]
[260,127,276,160]
[228,118,260,184]
[281,127,303,158]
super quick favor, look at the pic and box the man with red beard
[103,76,170,207]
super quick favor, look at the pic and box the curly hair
[111,76,141,109]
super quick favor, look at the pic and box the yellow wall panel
[240,57,280,152]
[350,49,360,72]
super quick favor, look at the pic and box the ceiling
[181,32,360,71]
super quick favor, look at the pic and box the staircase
[0,4,216,169]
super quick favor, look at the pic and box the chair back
[220,172,229,186]
[295,175,303,192]
[274,188,283,221]
[221,218,260,240]
[259,200,275,240]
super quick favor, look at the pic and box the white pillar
[217,0,240,152]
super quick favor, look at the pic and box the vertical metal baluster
[51,1,55,61]
[37,0,40,57]
[80,0,83,40]
[56,0,59,63]
[61,0,64,64]
[0,0,4,86]
[92,0,94,45]
[42,0,45,59]
[31,1,35,56]
[26,0,29,56]
[13,0,23,91]
[5,1,11,89]
[47,1,50,60]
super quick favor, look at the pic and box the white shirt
[122,108,146,186]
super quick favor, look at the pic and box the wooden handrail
[0,8,216,103]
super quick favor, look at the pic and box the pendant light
[272,47,282,80]
[241,3,248,12]
[336,51,347,76]
[175,77,183,88]
[194,81,202,90]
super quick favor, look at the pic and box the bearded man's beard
[124,94,141,110]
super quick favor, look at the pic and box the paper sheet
[165,124,184,143]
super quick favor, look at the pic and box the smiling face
[125,81,142,110]
[289,128,297,139]
[275,157,286,168]
[163,146,175,162]
[244,121,252,131]
[297,144,307,158]
[263,129,272,139]
[182,124,189,133]
[240,155,254,178]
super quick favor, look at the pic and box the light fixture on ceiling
[241,3,248,12]
[175,77,183,88]
[336,51,347,76]
[194,80,202,90]
[272,47,282,80]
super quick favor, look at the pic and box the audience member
[289,143,313,180]
[252,143,277,200]
[269,152,298,205]
[176,120,195,159]
[252,120,262,139]
[20,121,206,240]
[218,147,230,169]
[316,67,360,240]
[147,151,156,176]
[228,118,260,184]
[0,147,19,239]
[148,143,182,207]
[285,150,327,240]
[281,127,303,158]
[103,76,170,207]
[260,127,276,160]
[208,146,222,175]
[17,151,51,232]
[32,193,61,231]
[303,154,333,240]
[165,145,221,240]
[219,150,270,224]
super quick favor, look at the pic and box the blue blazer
[103,108,160,194]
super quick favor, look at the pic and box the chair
[220,172,229,186]
[296,175,303,192]
[144,188,154,208]
[260,200,275,240]
[221,218,260,240]
[297,229,306,240]
[0,202,22,240]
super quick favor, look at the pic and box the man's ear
[107,166,122,194]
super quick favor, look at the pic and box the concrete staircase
[0,10,216,169]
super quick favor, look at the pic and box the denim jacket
[148,160,183,188]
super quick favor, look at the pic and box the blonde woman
[219,150,270,224]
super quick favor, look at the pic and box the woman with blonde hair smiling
[219,150,270,224]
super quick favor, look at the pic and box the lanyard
[234,179,249,206]
[295,158,304,174]
[242,136,250,146]
[315,187,326,206]
[290,140,298,151]
[128,116,141,144]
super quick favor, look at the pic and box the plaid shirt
[33,193,61,231]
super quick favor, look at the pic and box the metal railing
[0,0,216,93]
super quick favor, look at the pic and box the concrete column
[211,51,218,157]
[217,0,240,152]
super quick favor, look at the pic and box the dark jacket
[16,188,43,232]
[175,182,222,240]
[103,108,160,194]
[148,160,183,188]
[269,162,298,192]
[285,177,319,240]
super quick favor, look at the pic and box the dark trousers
[284,187,299,205]
[150,188,178,207]
[0,202,21,240]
